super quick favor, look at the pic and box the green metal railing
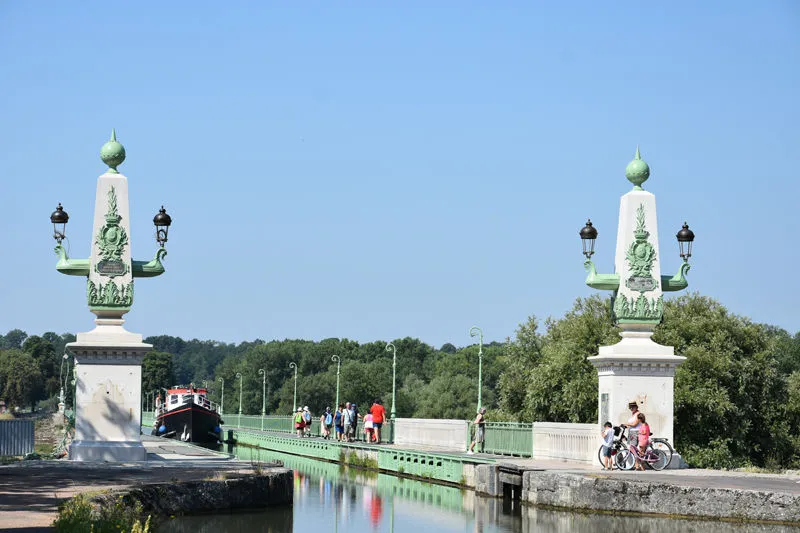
[469,422,533,457]
[232,429,491,484]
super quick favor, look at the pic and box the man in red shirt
[370,399,387,443]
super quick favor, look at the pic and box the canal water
[158,445,796,533]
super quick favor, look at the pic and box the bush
[52,493,150,533]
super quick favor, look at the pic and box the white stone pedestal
[588,325,684,445]
[67,319,151,462]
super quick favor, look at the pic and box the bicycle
[650,437,674,469]
[614,427,668,471]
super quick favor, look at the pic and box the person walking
[350,403,359,442]
[370,399,386,444]
[294,407,305,437]
[467,407,487,454]
[334,404,344,441]
[343,402,353,442]
[364,412,375,443]
[303,406,312,437]
[323,407,333,439]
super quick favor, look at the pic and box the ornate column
[53,131,170,461]
[582,148,694,450]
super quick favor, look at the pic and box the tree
[654,294,793,469]
[0,349,43,410]
[2,329,28,350]
[142,351,176,395]
[497,296,616,423]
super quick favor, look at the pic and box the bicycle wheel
[615,448,635,470]
[651,439,674,468]
[597,446,606,468]
[648,448,668,471]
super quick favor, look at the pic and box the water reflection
[158,446,796,533]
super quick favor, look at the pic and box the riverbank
[0,435,291,530]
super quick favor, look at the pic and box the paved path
[0,435,255,532]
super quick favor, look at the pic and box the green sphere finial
[100,128,126,173]
[625,145,650,190]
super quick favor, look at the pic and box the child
[364,412,375,443]
[636,412,650,471]
[600,421,614,470]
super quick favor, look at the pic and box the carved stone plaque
[626,275,658,292]
[97,259,127,277]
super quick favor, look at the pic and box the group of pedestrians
[292,399,389,444]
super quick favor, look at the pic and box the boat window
[170,395,178,403]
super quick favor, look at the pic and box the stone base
[667,452,689,469]
[70,440,147,462]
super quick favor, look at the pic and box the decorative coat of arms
[615,203,663,322]
[95,187,129,277]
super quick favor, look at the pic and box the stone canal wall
[521,471,800,524]
[87,469,293,517]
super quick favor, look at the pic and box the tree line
[1,293,798,469]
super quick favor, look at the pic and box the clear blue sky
[1,2,798,347]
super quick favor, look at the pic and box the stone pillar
[583,148,692,449]
[54,131,169,461]
[589,327,684,444]
[68,169,151,461]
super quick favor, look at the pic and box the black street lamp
[579,219,598,259]
[153,206,172,247]
[50,203,69,244]
[676,222,695,262]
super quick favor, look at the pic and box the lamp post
[258,368,266,431]
[49,130,172,462]
[469,327,484,411]
[58,353,68,413]
[579,146,695,447]
[236,372,243,427]
[331,355,341,409]
[218,376,225,416]
[385,343,397,420]
[289,362,298,412]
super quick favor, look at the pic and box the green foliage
[141,351,175,394]
[499,296,616,423]
[497,292,800,469]
[53,493,150,533]
[655,294,799,469]
[0,349,43,410]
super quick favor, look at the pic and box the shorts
[374,422,382,429]
[601,445,612,458]
[335,425,344,434]
[475,425,485,444]
[344,423,352,435]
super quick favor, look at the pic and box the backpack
[325,413,333,425]
[334,411,342,425]
[294,413,303,424]
[303,411,311,423]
